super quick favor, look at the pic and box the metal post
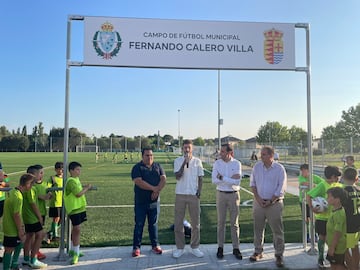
[217,70,221,150]
[296,23,316,255]
[300,185,309,250]
[178,109,181,149]
[57,14,84,261]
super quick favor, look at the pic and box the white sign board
[83,16,295,70]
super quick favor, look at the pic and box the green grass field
[0,152,303,247]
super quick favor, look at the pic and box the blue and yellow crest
[93,22,122,59]
[264,29,283,65]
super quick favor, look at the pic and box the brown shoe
[275,255,284,268]
[249,252,263,262]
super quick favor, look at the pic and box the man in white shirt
[173,139,204,258]
[212,143,242,260]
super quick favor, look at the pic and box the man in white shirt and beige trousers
[212,143,242,260]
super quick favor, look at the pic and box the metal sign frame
[59,15,315,259]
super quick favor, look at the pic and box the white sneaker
[173,249,185,258]
[29,258,48,269]
[191,248,204,258]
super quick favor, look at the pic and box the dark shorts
[49,207,62,218]
[326,253,345,265]
[25,222,43,233]
[0,200,4,217]
[315,219,327,236]
[3,236,21,248]
[69,211,87,226]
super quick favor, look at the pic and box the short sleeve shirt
[3,188,23,237]
[33,181,48,216]
[307,181,343,220]
[298,174,325,202]
[174,156,204,195]
[22,186,39,225]
[48,175,63,208]
[64,177,86,215]
[343,185,360,233]
[131,161,165,204]
[326,207,347,254]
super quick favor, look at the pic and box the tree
[0,135,29,151]
[193,137,205,146]
[256,121,288,144]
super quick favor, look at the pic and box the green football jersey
[3,188,23,237]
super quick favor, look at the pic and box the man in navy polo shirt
[131,147,166,257]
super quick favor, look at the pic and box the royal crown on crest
[264,29,283,40]
[101,22,114,32]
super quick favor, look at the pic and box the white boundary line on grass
[6,166,53,176]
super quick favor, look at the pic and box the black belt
[218,190,238,194]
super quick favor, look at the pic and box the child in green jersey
[342,167,360,270]
[0,162,11,252]
[64,161,92,265]
[47,162,64,242]
[326,187,347,270]
[22,165,48,268]
[298,163,325,242]
[2,173,34,270]
[307,166,343,269]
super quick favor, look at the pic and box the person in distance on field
[131,148,166,257]
[212,143,242,260]
[306,166,343,269]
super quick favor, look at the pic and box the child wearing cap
[307,166,343,268]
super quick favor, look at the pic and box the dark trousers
[133,201,159,250]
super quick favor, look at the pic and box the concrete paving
[18,166,309,270]
[31,243,320,270]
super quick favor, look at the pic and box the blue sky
[1,0,359,140]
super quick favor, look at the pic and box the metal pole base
[306,247,318,255]
[53,250,69,261]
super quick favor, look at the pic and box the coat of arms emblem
[93,22,122,59]
[264,29,283,65]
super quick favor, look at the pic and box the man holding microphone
[173,139,204,258]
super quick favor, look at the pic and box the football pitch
[0,152,303,247]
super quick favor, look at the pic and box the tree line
[1,103,359,153]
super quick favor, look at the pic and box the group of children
[300,156,360,270]
[1,161,92,270]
